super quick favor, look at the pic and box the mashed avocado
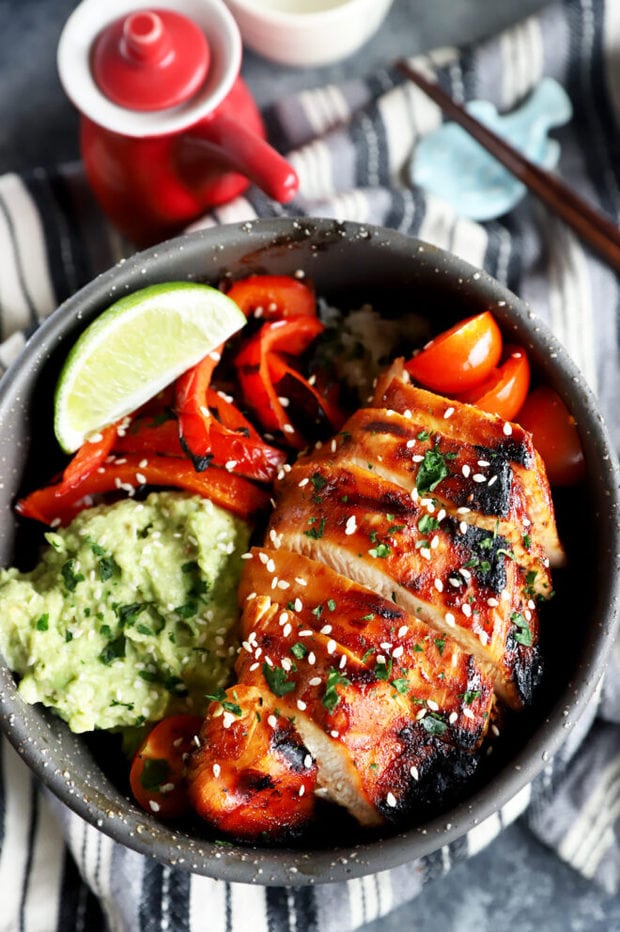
[0,491,250,733]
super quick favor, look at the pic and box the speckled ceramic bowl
[0,218,618,885]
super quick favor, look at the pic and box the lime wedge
[54,282,246,453]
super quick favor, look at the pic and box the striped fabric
[0,1,619,929]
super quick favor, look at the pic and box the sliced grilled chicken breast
[188,359,561,841]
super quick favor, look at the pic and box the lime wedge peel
[54,282,247,454]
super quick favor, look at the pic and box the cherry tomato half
[405,311,503,394]
[129,714,202,819]
[226,275,316,320]
[458,345,531,421]
[517,386,586,486]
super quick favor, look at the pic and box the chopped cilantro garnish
[206,687,242,715]
[35,614,49,632]
[416,446,450,494]
[61,559,84,592]
[434,637,446,656]
[291,642,308,660]
[418,514,440,534]
[262,664,296,698]
[369,542,391,559]
[322,668,351,712]
[421,714,448,736]
[304,516,326,540]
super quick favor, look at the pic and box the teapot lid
[57,0,242,138]
[91,9,210,111]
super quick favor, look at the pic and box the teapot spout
[176,78,298,208]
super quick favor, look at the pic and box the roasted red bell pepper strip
[267,353,347,440]
[16,454,269,526]
[175,350,286,482]
[113,415,185,457]
[60,421,119,488]
[234,316,325,449]
[226,275,316,320]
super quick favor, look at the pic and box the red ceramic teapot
[57,0,298,246]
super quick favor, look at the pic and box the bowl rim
[0,217,618,885]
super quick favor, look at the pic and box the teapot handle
[182,109,298,205]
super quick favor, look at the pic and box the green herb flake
[99,635,126,665]
[461,690,481,705]
[418,514,440,535]
[262,664,296,698]
[369,542,391,559]
[391,677,410,694]
[322,668,351,712]
[291,642,308,660]
[61,559,85,592]
[304,516,327,540]
[35,614,49,632]
[310,472,328,491]
[434,637,446,656]
[511,611,533,646]
[416,446,450,494]
[205,687,243,715]
[421,715,448,736]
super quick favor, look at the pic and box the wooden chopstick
[395,58,620,274]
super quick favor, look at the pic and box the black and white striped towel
[1,1,619,929]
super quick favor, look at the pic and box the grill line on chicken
[188,361,562,841]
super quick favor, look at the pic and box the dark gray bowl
[0,218,618,885]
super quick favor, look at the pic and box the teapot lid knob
[91,8,210,111]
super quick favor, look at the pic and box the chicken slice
[269,461,542,708]
[373,361,565,568]
[235,558,495,825]
[308,405,553,596]
[188,683,318,841]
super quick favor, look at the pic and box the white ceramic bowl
[224,0,394,67]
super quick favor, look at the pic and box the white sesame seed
[213,763,221,778]
[443,406,455,419]
[463,708,475,720]
[462,464,471,478]
[472,473,487,483]
[487,597,499,607]
[297,699,307,711]
[298,477,309,487]
[503,421,512,435]
[397,625,408,638]
[410,766,419,781]
[445,612,456,627]
[327,639,336,655]
[416,708,427,720]
[283,423,295,434]
[149,800,161,813]
[304,754,313,768]
[386,792,397,808]
[308,652,316,666]
[427,699,439,712]
[434,578,444,592]
[283,623,292,637]
[309,676,321,686]
[330,731,339,738]
[249,662,260,672]
[268,714,278,728]
[345,515,357,535]
[449,711,458,724]
[295,577,308,587]
[462,603,472,618]
[320,624,332,635]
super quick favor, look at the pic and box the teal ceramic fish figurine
[411,77,573,221]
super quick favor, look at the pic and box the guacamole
[0,492,250,733]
